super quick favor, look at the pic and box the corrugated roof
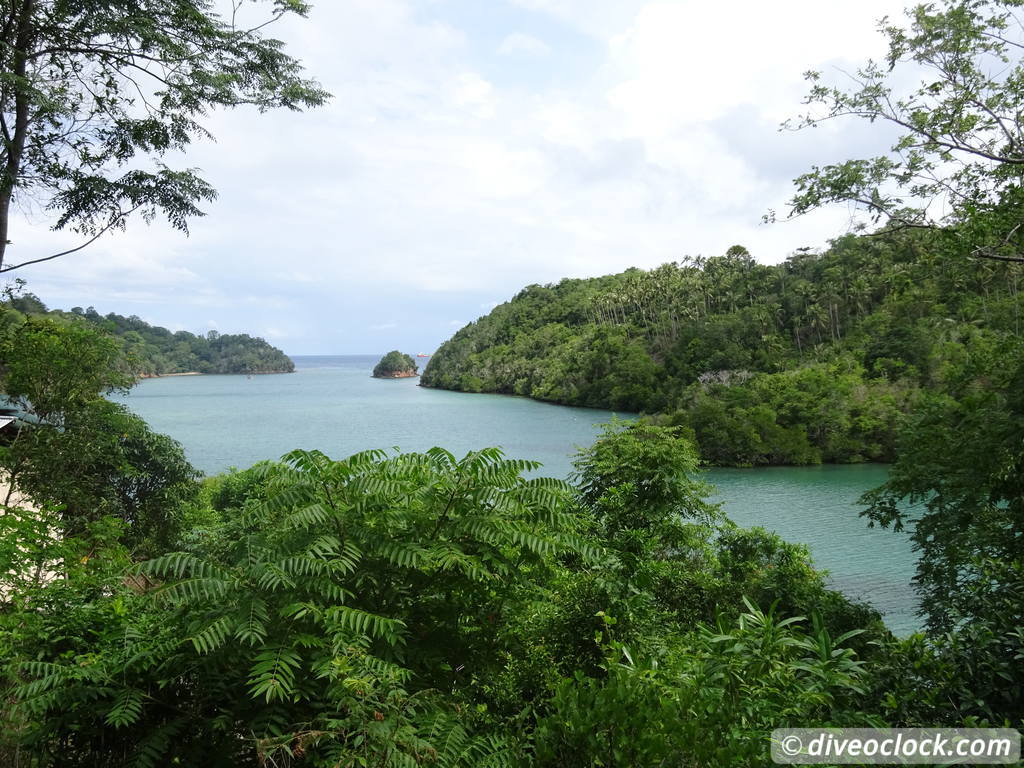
[0,396,41,426]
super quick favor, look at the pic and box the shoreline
[415,383,890,471]
[417,379,638,414]
[373,371,419,379]
[138,370,294,379]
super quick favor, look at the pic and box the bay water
[114,355,919,633]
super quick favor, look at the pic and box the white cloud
[606,0,901,132]
[12,0,917,354]
[507,0,646,39]
[448,72,496,118]
[498,32,551,57]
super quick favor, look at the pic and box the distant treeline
[4,293,294,376]
[422,230,1024,466]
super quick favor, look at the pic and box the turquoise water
[117,355,628,476]
[114,355,919,634]
[705,465,917,633]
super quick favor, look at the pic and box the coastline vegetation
[0,0,1021,764]
[0,323,1018,763]
[4,289,294,376]
[421,230,1020,467]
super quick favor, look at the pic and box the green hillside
[4,294,294,376]
[422,231,1022,465]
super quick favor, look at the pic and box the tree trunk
[0,0,35,272]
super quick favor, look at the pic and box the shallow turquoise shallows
[113,354,919,634]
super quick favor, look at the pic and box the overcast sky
[14,0,912,355]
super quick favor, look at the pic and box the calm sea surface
[114,354,919,634]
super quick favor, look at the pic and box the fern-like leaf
[248,646,303,702]
[105,688,144,728]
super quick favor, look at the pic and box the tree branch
[0,204,141,273]
[971,250,1024,263]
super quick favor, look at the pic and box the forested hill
[4,295,294,376]
[422,232,1024,466]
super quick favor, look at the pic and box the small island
[372,350,419,379]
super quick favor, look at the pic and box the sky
[14,0,913,355]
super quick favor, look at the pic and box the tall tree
[0,0,328,273]
[781,0,1024,262]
